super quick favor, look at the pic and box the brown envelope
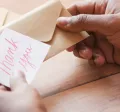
[0,0,89,60]
[0,8,20,26]
[0,8,8,27]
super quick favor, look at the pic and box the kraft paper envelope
[0,0,89,60]
[0,8,8,27]
[0,8,20,26]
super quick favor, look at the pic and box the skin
[57,0,120,66]
[0,71,47,112]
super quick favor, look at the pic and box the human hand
[57,0,120,66]
[0,71,47,112]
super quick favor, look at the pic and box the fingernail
[57,17,69,26]
[67,45,76,52]
[93,53,99,60]
[93,53,105,66]
[79,48,91,59]
[78,44,92,59]
[93,54,100,66]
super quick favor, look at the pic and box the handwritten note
[0,28,50,87]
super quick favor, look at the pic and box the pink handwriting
[19,45,36,72]
[0,38,18,75]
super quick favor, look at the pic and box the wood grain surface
[44,73,120,112]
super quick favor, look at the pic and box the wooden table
[0,0,120,111]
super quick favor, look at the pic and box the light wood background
[0,0,120,111]
[44,73,120,112]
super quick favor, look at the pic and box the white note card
[0,28,50,87]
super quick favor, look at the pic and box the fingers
[10,71,28,92]
[73,35,106,66]
[83,35,95,48]
[113,47,120,65]
[67,0,95,15]
[57,14,118,36]
[108,31,120,48]
[95,33,114,63]
[92,48,106,66]
[0,85,7,91]
[67,35,95,52]
[76,42,92,59]
[67,45,76,52]
[73,43,106,66]
[77,45,105,66]
[69,36,94,59]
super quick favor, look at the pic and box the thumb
[10,71,28,91]
[57,14,118,35]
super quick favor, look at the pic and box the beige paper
[4,11,20,24]
[0,8,8,27]
[0,0,89,60]
[0,8,20,26]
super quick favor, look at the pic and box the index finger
[67,0,96,15]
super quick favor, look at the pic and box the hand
[57,0,120,66]
[0,71,47,112]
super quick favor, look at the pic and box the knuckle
[70,14,88,25]
[78,14,88,23]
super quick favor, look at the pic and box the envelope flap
[0,8,8,27]
[4,11,20,25]
[45,8,89,59]
[0,0,62,42]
